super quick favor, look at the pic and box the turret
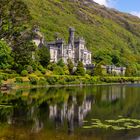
[68,27,75,50]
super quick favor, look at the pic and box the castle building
[33,27,126,75]
[102,65,126,76]
[47,28,92,66]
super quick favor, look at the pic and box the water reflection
[0,85,140,140]
[100,85,126,101]
[49,95,93,134]
[0,87,94,134]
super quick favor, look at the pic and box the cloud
[93,0,117,7]
[93,0,108,6]
[131,11,140,18]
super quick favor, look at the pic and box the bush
[0,75,3,86]
[16,77,23,83]
[74,61,85,76]
[26,65,33,74]
[39,77,47,85]
[0,79,2,86]
[38,65,46,74]
[94,63,103,76]
[2,74,8,81]
[46,76,58,85]
[57,77,67,85]
[57,59,65,67]
[34,70,43,76]
[21,70,28,76]
[53,66,65,75]
[0,75,3,80]
[47,63,57,71]
[63,65,70,75]
[28,75,38,85]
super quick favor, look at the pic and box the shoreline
[1,75,140,91]
[1,81,139,91]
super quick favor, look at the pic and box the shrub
[26,65,33,74]
[16,77,23,83]
[2,74,8,81]
[53,66,65,75]
[38,65,46,74]
[74,61,85,76]
[34,70,43,76]
[5,69,17,74]
[39,77,47,85]
[0,79,2,86]
[21,70,28,76]
[94,63,103,76]
[63,65,70,75]
[47,63,57,71]
[86,70,91,75]
[8,74,19,79]
[45,70,53,76]
[57,59,65,67]
[0,76,2,86]
[0,75,3,80]
[46,76,58,85]
[67,59,74,75]
[57,77,67,85]
[29,75,38,85]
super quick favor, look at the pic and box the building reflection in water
[49,95,93,134]
[0,85,127,134]
[101,86,126,102]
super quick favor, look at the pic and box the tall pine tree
[74,61,85,76]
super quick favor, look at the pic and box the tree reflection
[0,85,139,136]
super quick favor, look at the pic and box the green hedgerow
[16,77,23,83]
[28,75,38,85]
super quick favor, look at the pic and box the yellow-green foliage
[23,0,140,73]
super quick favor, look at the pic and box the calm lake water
[1,84,140,140]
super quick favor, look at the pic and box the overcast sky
[93,0,140,18]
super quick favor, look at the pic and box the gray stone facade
[47,28,92,66]
[102,65,126,75]
[33,27,126,75]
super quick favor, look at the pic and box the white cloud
[131,11,140,18]
[93,0,117,7]
[93,0,108,6]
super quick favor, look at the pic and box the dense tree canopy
[0,0,32,42]
[0,40,13,69]
[0,0,36,72]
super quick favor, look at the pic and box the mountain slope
[23,0,140,72]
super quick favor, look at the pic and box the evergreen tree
[0,0,32,42]
[67,59,74,75]
[125,66,136,77]
[57,59,65,67]
[0,40,13,69]
[0,0,36,72]
[74,61,85,76]
[38,46,50,67]
[94,63,103,76]
[63,65,70,75]
[12,40,35,72]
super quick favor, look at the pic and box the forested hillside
[23,0,140,73]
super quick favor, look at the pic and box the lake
[0,84,140,140]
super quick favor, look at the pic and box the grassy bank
[0,74,140,90]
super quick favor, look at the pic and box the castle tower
[68,27,75,50]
